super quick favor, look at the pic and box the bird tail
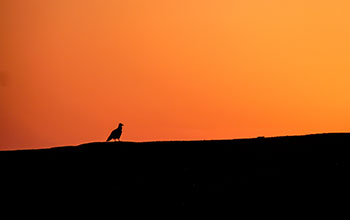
[106,135,112,142]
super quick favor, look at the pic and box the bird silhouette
[106,123,124,142]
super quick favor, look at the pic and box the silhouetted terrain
[1,133,350,213]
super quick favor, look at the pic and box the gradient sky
[1,0,350,149]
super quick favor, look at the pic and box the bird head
[119,123,124,127]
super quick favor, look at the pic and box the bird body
[106,123,124,142]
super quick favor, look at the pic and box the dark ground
[1,133,350,214]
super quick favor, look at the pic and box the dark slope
[1,133,350,212]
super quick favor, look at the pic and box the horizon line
[2,132,350,152]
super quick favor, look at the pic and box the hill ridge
[3,132,349,152]
[1,132,349,210]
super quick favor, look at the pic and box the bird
[106,123,124,142]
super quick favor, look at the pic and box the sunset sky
[1,0,350,149]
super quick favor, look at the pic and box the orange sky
[1,0,350,149]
